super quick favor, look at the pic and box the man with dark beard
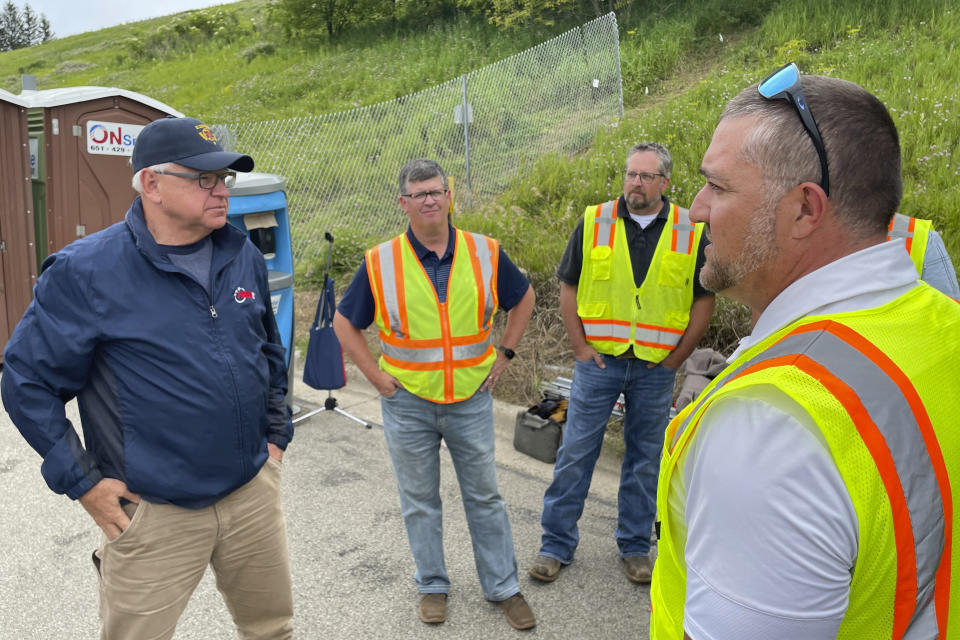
[529,142,715,585]
[650,65,960,639]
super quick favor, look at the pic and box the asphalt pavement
[0,362,651,639]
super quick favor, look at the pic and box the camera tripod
[292,391,373,429]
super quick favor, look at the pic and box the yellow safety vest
[366,228,498,404]
[577,200,703,362]
[651,284,960,639]
[887,213,931,275]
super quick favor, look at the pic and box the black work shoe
[623,555,653,584]
[527,555,562,582]
[499,593,536,630]
[418,593,447,624]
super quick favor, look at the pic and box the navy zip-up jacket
[2,198,293,508]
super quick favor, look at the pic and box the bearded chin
[627,194,650,210]
[700,259,736,293]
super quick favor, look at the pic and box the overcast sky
[25,0,243,38]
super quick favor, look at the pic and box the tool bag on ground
[513,393,568,464]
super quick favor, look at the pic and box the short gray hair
[398,158,448,193]
[626,142,673,179]
[721,74,901,238]
[131,162,172,193]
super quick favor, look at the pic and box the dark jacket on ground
[2,197,292,508]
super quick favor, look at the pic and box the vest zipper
[210,305,218,318]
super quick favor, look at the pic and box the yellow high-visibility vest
[888,213,931,275]
[651,284,960,639]
[577,200,703,362]
[366,228,498,403]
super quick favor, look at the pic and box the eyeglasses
[401,189,448,202]
[153,169,237,190]
[758,62,830,195]
[625,171,663,185]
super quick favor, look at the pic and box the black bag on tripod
[303,232,347,391]
[303,275,346,390]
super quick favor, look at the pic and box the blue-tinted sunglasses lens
[759,64,799,98]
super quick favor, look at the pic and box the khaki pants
[92,458,293,640]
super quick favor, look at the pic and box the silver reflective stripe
[673,206,695,255]
[903,602,938,639]
[375,240,405,339]
[594,200,617,248]
[381,342,442,363]
[381,337,490,363]
[673,327,944,632]
[466,231,495,330]
[584,323,679,347]
[635,326,681,347]
[888,212,913,242]
[584,322,631,341]
[452,336,491,360]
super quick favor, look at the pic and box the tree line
[0,1,53,51]
[274,0,634,39]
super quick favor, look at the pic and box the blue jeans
[380,387,519,601]
[539,354,675,562]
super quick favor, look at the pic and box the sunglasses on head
[758,62,830,196]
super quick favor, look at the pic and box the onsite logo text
[86,120,146,157]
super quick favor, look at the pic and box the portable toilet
[21,85,182,262]
[227,173,295,396]
[0,89,39,361]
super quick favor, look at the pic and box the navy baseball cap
[132,116,254,173]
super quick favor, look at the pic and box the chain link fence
[214,12,622,269]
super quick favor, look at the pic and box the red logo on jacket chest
[234,287,256,303]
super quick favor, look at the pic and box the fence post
[461,74,473,210]
[611,13,624,119]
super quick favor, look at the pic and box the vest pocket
[658,252,690,288]
[665,309,690,330]
[578,302,608,318]
[590,245,613,280]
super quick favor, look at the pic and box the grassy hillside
[0,1,593,122]
[469,0,960,272]
[2,0,957,401]
[7,0,952,269]
[455,0,960,365]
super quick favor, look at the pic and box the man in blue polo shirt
[334,158,536,630]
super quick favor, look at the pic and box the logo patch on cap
[195,124,217,143]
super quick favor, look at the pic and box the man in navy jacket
[2,116,294,639]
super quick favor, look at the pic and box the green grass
[460,0,959,291]
[2,0,957,390]
[0,2,588,122]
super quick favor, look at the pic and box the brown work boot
[498,593,536,630]
[527,555,562,582]
[418,593,447,624]
[623,555,653,584]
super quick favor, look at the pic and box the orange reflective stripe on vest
[887,213,932,276]
[578,199,699,360]
[670,205,696,255]
[592,200,618,248]
[367,229,497,403]
[368,239,409,338]
[581,319,684,349]
[462,231,497,330]
[669,321,952,637]
[888,213,917,254]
